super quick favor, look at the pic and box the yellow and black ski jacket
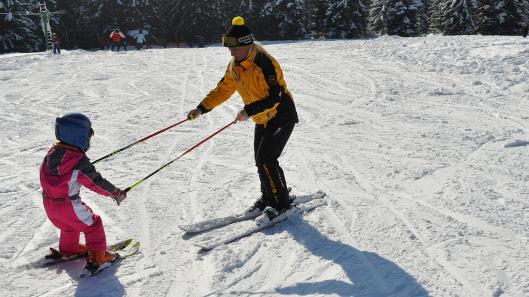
[197,43,298,126]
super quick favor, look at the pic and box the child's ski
[80,240,140,278]
[35,238,135,268]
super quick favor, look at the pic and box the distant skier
[52,32,60,54]
[186,16,298,223]
[121,34,128,51]
[145,34,152,49]
[134,29,146,50]
[110,29,125,51]
[40,112,128,268]
[522,23,528,38]
[96,34,107,50]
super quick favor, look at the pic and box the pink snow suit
[40,143,118,254]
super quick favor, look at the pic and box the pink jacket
[40,144,117,200]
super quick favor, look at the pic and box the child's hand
[111,189,127,206]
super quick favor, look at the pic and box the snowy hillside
[1,35,529,297]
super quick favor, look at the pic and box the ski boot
[84,250,117,274]
[246,195,268,215]
[255,204,293,226]
[45,244,88,260]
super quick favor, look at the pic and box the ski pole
[92,118,188,164]
[124,119,236,192]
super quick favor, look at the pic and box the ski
[34,238,135,268]
[41,251,87,266]
[195,193,327,253]
[179,210,262,234]
[80,240,140,278]
[179,191,326,235]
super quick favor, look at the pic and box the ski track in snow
[1,36,528,297]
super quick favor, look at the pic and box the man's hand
[111,189,127,206]
[187,109,202,120]
[235,109,249,122]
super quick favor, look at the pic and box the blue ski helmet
[55,112,94,152]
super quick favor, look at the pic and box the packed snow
[1,35,528,297]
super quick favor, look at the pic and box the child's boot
[83,250,116,275]
[46,244,88,259]
[88,250,116,266]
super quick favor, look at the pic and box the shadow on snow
[34,257,125,297]
[274,216,430,297]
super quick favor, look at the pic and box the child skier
[40,112,127,267]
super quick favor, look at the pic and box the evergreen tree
[305,0,326,37]
[0,0,15,52]
[119,0,150,30]
[368,0,385,34]
[179,0,223,45]
[522,0,529,25]
[142,0,180,47]
[369,0,425,36]
[324,0,368,38]
[245,0,276,40]
[476,0,528,35]
[0,0,50,52]
[265,0,306,39]
[502,0,528,34]
[385,0,425,36]
[443,0,477,35]
[4,0,529,53]
[425,0,445,33]
[53,0,93,49]
[148,0,192,45]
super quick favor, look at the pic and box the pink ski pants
[43,198,107,254]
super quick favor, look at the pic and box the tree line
[1,0,528,52]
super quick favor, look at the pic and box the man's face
[229,46,250,62]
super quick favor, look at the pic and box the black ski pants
[254,119,296,211]
[53,43,61,54]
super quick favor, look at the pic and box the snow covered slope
[1,35,528,297]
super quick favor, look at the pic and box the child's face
[89,128,94,144]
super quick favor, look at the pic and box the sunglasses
[221,34,253,47]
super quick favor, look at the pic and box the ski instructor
[186,16,298,222]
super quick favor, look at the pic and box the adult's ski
[179,191,326,235]
[195,192,327,253]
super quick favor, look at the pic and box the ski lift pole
[124,120,236,192]
[92,118,189,164]
[1,1,66,51]
[39,2,52,50]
